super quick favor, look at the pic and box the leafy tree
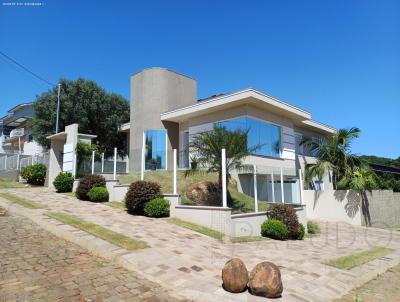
[301,127,362,189]
[29,78,129,156]
[189,126,258,188]
[359,155,400,168]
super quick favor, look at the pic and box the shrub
[261,219,288,240]
[87,186,109,202]
[307,220,320,235]
[125,181,162,215]
[53,172,74,192]
[268,204,300,239]
[20,163,47,186]
[76,174,106,200]
[144,198,170,217]
[297,223,305,240]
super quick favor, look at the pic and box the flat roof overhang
[160,89,336,134]
[161,89,311,123]
[46,132,97,141]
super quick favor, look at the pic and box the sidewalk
[1,187,400,302]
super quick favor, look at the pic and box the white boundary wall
[304,190,363,225]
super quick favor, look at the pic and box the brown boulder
[248,261,283,298]
[222,258,248,293]
[186,181,221,206]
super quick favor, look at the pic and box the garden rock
[186,181,221,206]
[222,258,248,293]
[248,261,283,298]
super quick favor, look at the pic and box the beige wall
[304,190,363,225]
[130,68,197,171]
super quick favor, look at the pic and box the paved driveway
[1,187,400,302]
[0,213,179,302]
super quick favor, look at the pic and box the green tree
[189,126,258,188]
[29,78,129,156]
[301,127,362,189]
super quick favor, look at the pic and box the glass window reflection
[216,117,280,158]
[145,130,166,170]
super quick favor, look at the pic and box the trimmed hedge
[144,198,170,218]
[307,220,320,235]
[268,204,300,239]
[53,172,74,192]
[261,219,288,240]
[125,181,162,215]
[76,174,106,200]
[87,187,109,202]
[20,163,47,186]
[297,223,305,240]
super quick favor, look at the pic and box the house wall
[129,68,197,172]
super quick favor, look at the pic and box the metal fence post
[101,153,104,173]
[298,168,304,205]
[280,168,285,203]
[253,164,258,212]
[141,132,145,181]
[113,147,117,181]
[91,151,95,175]
[17,154,20,171]
[222,148,227,208]
[173,149,177,195]
[271,172,275,203]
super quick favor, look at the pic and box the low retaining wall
[231,212,267,237]
[304,189,400,228]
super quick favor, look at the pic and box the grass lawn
[46,212,149,250]
[0,192,44,209]
[167,217,224,241]
[118,171,265,214]
[323,246,395,270]
[62,192,76,198]
[0,177,26,189]
[104,201,126,209]
[230,236,267,243]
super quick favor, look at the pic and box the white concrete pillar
[271,172,275,203]
[113,147,117,181]
[280,168,285,203]
[299,168,304,205]
[141,132,145,181]
[17,154,20,171]
[73,154,77,178]
[173,149,177,194]
[222,148,227,208]
[101,153,104,173]
[253,164,258,212]
[91,151,95,175]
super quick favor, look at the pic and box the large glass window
[216,117,280,158]
[144,130,166,170]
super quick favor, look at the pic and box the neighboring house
[0,102,43,155]
[123,68,336,202]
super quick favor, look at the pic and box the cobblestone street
[0,213,179,302]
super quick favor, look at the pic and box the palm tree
[300,127,362,189]
[189,126,258,188]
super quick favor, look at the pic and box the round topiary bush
[267,204,300,239]
[53,172,74,193]
[76,174,106,200]
[87,186,109,202]
[297,223,305,240]
[261,219,288,240]
[125,181,162,215]
[144,198,170,218]
[20,163,47,186]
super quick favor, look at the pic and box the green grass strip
[0,192,44,209]
[104,201,126,209]
[167,218,224,241]
[230,236,267,243]
[46,212,149,251]
[0,177,26,189]
[323,246,395,270]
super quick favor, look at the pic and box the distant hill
[360,155,400,168]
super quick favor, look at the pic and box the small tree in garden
[189,126,258,189]
[301,127,362,189]
[76,142,101,177]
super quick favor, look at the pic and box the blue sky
[1,0,399,158]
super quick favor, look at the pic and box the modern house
[0,102,43,155]
[123,68,336,203]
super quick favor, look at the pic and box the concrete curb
[0,199,185,301]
